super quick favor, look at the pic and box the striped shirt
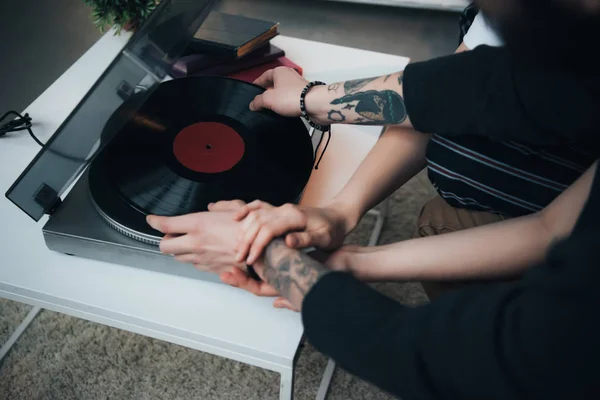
[426,134,594,217]
[422,4,596,217]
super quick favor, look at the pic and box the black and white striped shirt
[416,4,598,217]
[426,134,594,217]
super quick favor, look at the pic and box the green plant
[83,0,160,34]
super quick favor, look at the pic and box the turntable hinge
[34,183,62,215]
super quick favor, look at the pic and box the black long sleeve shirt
[301,46,600,400]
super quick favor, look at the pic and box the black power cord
[0,110,92,164]
[0,110,45,147]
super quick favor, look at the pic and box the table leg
[280,367,295,400]
[366,196,390,247]
[316,358,336,400]
[0,306,41,362]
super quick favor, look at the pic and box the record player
[5,0,322,283]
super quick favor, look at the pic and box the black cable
[0,110,45,147]
[313,127,331,170]
[0,110,94,164]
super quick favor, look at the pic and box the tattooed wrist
[258,239,329,309]
[344,76,378,94]
[329,90,407,125]
[320,72,408,126]
[312,72,408,127]
[327,110,346,122]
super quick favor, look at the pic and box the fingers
[159,234,196,255]
[285,231,320,249]
[246,228,280,265]
[220,271,237,286]
[208,200,246,212]
[174,253,198,264]
[221,268,280,296]
[220,268,249,287]
[252,68,276,89]
[273,297,298,311]
[249,91,274,112]
[238,206,308,265]
[147,214,197,234]
[236,218,262,262]
[233,200,273,221]
[193,263,237,275]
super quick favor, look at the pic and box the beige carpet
[0,171,435,400]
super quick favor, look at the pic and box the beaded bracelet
[299,81,332,170]
[300,81,330,132]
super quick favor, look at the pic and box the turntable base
[42,120,321,283]
[42,169,222,283]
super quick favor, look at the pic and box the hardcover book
[172,44,284,78]
[188,11,279,59]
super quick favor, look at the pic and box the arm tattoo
[344,77,378,94]
[261,239,329,303]
[327,110,346,122]
[331,90,407,124]
[328,83,340,92]
[383,74,392,82]
[398,73,404,86]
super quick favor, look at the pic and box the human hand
[146,205,246,275]
[220,267,297,311]
[249,67,309,117]
[218,247,360,311]
[228,200,355,265]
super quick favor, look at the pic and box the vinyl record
[89,76,314,241]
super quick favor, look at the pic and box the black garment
[416,45,599,216]
[403,46,600,149]
[436,11,595,218]
[301,46,600,399]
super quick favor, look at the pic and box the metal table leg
[0,306,41,362]
[366,196,390,247]
[280,366,295,400]
[316,358,336,400]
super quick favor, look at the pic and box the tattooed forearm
[305,71,411,128]
[327,110,346,122]
[344,77,378,94]
[330,90,407,125]
[328,83,340,92]
[257,239,329,309]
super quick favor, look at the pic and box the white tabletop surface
[0,32,409,371]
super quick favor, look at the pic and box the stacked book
[172,12,302,82]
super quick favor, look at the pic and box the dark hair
[481,0,600,74]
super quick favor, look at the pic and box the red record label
[173,122,245,173]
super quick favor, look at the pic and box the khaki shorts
[415,196,508,300]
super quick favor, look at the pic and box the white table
[0,32,408,400]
